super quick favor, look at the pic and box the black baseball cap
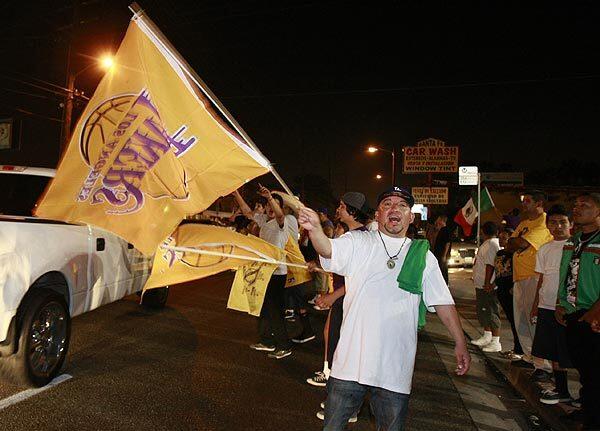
[377,186,415,207]
[341,192,370,215]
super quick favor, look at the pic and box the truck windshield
[0,174,50,216]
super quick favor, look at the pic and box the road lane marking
[0,374,72,411]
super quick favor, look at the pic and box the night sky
[1,1,599,204]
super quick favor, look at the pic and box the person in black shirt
[433,215,452,284]
[493,227,525,361]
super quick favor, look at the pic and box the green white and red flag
[454,198,478,236]
[454,188,496,236]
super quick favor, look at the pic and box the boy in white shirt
[531,205,575,405]
[471,221,502,352]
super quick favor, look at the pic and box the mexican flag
[454,198,478,236]
[454,188,495,236]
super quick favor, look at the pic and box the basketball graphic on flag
[180,244,235,268]
[78,92,190,209]
[80,94,136,167]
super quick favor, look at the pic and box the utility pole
[61,72,76,153]
[60,0,80,154]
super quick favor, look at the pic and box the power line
[0,87,55,100]
[0,73,68,97]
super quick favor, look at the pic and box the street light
[61,54,115,151]
[100,55,115,70]
[375,174,383,180]
[366,145,396,187]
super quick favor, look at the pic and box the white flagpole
[128,3,294,197]
[161,245,309,269]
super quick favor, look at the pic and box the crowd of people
[224,184,469,430]
[221,185,599,430]
[468,191,600,430]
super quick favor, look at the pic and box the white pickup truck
[0,165,167,386]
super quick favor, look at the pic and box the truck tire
[141,286,169,309]
[0,290,71,387]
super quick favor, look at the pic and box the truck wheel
[141,287,169,309]
[0,290,71,387]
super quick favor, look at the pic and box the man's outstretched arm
[435,304,471,375]
[232,190,254,219]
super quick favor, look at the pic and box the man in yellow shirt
[508,191,553,375]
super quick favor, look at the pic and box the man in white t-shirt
[233,185,297,359]
[298,186,471,430]
[531,205,575,405]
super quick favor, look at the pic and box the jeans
[496,279,523,354]
[324,377,409,431]
[326,296,344,365]
[513,277,538,357]
[566,310,600,427]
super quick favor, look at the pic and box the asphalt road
[0,272,476,430]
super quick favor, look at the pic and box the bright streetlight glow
[100,55,115,70]
[367,146,379,153]
[376,174,382,179]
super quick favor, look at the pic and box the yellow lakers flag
[144,224,285,290]
[284,235,312,287]
[227,262,277,316]
[35,16,270,255]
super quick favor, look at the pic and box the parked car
[448,241,477,268]
[0,165,167,386]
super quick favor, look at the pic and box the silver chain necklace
[378,231,408,269]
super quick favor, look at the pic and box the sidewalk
[448,267,581,431]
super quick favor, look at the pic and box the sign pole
[477,173,481,247]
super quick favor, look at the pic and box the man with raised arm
[232,185,296,359]
[298,186,471,431]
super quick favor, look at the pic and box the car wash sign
[412,187,449,205]
[402,138,459,173]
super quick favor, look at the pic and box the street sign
[459,166,479,185]
[411,187,449,205]
[402,141,459,173]
[481,172,524,186]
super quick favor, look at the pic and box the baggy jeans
[324,377,409,431]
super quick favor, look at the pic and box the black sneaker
[267,348,292,359]
[540,389,573,405]
[306,371,328,387]
[292,333,316,344]
[570,398,582,409]
[249,343,276,352]
[284,309,295,320]
[530,369,553,383]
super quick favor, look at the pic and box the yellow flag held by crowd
[284,235,312,287]
[227,234,312,316]
[144,224,285,290]
[227,261,277,316]
[35,14,270,254]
